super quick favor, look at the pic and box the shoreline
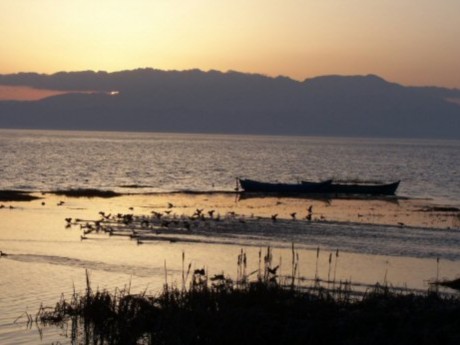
[2,188,460,345]
[38,265,460,345]
[1,189,459,230]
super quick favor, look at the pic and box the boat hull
[239,179,400,196]
[238,179,331,194]
[302,180,400,195]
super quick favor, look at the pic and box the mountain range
[1,68,459,139]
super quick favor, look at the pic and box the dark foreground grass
[436,278,460,290]
[39,270,460,345]
[0,190,39,201]
[51,188,121,198]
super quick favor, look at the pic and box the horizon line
[1,67,458,90]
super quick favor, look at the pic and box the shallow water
[1,194,460,344]
[1,129,459,204]
[1,129,460,344]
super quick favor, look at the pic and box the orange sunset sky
[1,0,459,101]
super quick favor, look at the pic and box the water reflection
[1,192,459,344]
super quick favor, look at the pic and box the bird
[41,202,46,206]
[152,211,163,219]
[306,214,312,221]
[308,205,313,213]
[271,214,278,222]
[65,218,72,224]
[267,265,279,275]
[194,268,206,276]
[290,212,297,220]
[0,250,8,257]
[210,274,225,281]
[80,235,88,241]
[167,202,174,209]
[83,228,94,235]
[57,201,65,206]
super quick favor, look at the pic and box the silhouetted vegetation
[434,278,460,291]
[39,253,460,345]
[0,190,39,201]
[52,188,121,198]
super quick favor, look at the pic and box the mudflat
[1,191,459,230]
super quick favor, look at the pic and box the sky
[1,0,460,89]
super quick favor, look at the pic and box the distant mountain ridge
[1,68,459,139]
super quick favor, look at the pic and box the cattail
[182,251,185,290]
[333,249,339,286]
[383,260,389,285]
[258,248,262,280]
[164,260,168,289]
[436,256,440,282]
[291,243,296,283]
[85,269,91,297]
[296,253,300,285]
[315,247,320,280]
[243,252,247,281]
[279,256,282,279]
[184,262,192,287]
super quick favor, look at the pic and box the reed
[38,247,460,345]
[314,246,320,284]
[332,249,339,289]
[52,188,120,198]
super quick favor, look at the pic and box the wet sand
[1,191,460,345]
[1,191,459,292]
[2,191,459,230]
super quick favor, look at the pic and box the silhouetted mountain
[1,68,459,138]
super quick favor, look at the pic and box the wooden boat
[238,178,331,194]
[239,178,399,196]
[302,180,400,195]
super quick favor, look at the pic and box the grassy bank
[0,190,40,201]
[38,255,460,345]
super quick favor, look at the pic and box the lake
[0,129,459,344]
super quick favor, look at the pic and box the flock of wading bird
[66,202,319,245]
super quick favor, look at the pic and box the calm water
[1,129,459,204]
[1,129,460,344]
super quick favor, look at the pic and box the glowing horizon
[0,85,69,101]
[1,0,460,89]
[0,85,114,101]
